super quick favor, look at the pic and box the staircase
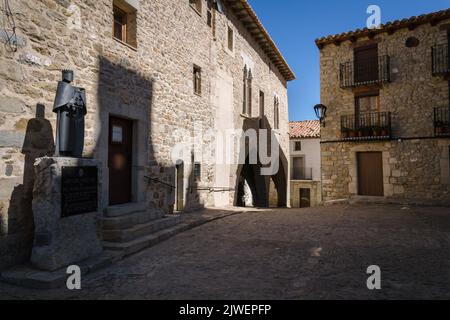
[102,202,181,257]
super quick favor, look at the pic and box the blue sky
[247,0,450,121]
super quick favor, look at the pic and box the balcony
[432,44,450,76]
[341,112,392,141]
[292,167,313,181]
[434,107,450,137]
[340,55,391,88]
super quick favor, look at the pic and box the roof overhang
[316,8,450,49]
[224,0,296,81]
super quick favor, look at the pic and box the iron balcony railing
[434,107,450,137]
[432,44,450,76]
[341,112,392,141]
[292,167,313,181]
[340,55,391,88]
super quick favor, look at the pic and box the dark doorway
[108,116,133,205]
[175,161,184,212]
[300,188,311,208]
[357,152,384,196]
[354,44,378,84]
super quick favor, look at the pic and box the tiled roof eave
[315,8,450,48]
[224,0,296,81]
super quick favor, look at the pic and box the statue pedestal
[31,157,103,271]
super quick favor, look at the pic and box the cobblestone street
[1,204,450,300]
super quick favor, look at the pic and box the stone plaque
[61,166,98,217]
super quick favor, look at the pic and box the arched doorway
[268,155,287,207]
[236,156,268,208]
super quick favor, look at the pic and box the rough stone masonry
[0,0,294,270]
[316,10,450,205]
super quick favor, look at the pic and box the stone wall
[290,181,322,208]
[319,18,450,205]
[0,0,290,269]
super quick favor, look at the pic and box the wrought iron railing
[434,107,450,137]
[340,55,391,88]
[292,167,313,181]
[432,44,450,76]
[341,112,392,140]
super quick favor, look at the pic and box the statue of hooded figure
[53,70,87,158]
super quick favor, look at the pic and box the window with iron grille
[294,141,301,151]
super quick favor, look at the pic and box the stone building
[316,9,450,205]
[0,0,294,269]
[289,120,322,208]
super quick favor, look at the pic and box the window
[114,6,127,43]
[355,92,380,127]
[354,44,379,84]
[190,0,202,14]
[227,26,234,51]
[113,1,137,48]
[274,96,280,129]
[193,65,202,95]
[242,66,252,115]
[294,141,302,151]
[259,91,265,117]
[292,157,305,180]
[194,163,201,181]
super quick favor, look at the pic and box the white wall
[290,138,321,181]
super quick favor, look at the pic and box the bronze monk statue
[53,70,87,158]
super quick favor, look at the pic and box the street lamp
[314,104,327,127]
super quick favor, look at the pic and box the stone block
[0,59,24,82]
[31,157,102,271]
[0,131,25,148]
[0,96,26,113]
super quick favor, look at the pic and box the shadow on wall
[95,56,204,215]
[235,115,288,208]
[2,104,55,268]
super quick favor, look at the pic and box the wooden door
[357,152,384,196]
[109,117,133,205]
[300,188,311,208]
[354,45,378,84]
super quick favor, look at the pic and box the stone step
[0,250,124,289]
[102,210,160,230]
[103,223,191,257]
[104,202,148,218]
[103,215,181,243]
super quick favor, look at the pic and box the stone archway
[268,156,287,207]
[236,156,268,208]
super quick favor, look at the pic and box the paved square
[1,204,450,300]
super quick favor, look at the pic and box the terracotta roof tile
[316,8,450,48]
[289,120,321,139]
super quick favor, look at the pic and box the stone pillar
[31,157,102,271]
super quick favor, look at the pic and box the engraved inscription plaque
[61,166,98,217]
